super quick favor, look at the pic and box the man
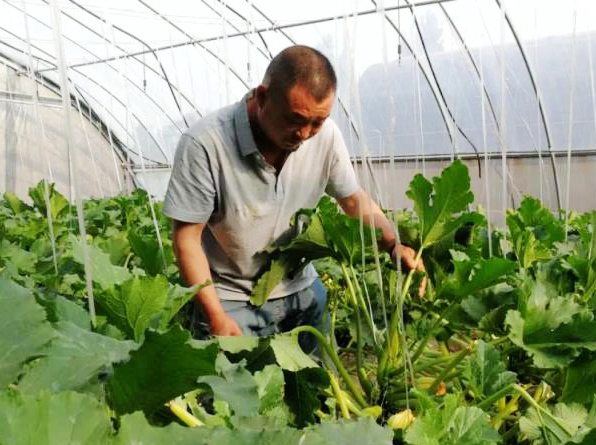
[163,45,424,346]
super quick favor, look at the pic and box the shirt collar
[234,90,259,157]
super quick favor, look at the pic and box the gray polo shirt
[163,92,359,301]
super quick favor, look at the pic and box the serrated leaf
[450,251,517,297]
[218,335,260,353]
[0,277,56,387]
[251,256,295,306]
[506,309,596,368]
[108,326,219,415]
[128,227,171,276]
[406,160,478,248]
[463,340,517,401]
[506,271,596,368]
[255,364,286,414]
[520,402,592,444]
[70,235,131,289]
[3,191,30,214]
[310,416,393,444]
[96,275,196,341]
[19,321,136,394]
[270,333,319,371]
[198,355,260,418]
[0,240,36,274]
[36,294,91,329]
[28,180,70,220]
[563,353,596,404]
[446,406,501,444]
[0,390,114,445]
[284,367,330,428]
[405,394,500,445]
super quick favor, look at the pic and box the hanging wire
[494,0,562,212]
[479,44,493,256]
[565,10,578,240]
[498,0,508,214]
[102,5,168,272]
[19,1,59,279]
[49,0,96,327]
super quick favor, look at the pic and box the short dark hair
[262,45,337,102]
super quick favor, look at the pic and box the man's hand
[209,313,243,336]
[392,244,427,297]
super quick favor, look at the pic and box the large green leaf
[563,353,596,404]
[270,333,319,371]
[0,240,36,274]
[507,196,565,247]
[406,160,480,248]
[251,256,296,306]
[448,250,517,298]
[404,394,500,445]
[250,207,335,305]
[198,354,260,418]
[28,180,70,220]
[0,277,56,387]
[506,272,596,368]
[462,340,517,401]
[128,227,173,276]
[36,294,91,329]
[0,390,114,445]
[311,417,393,444]
[117,410,391,445]
[108,325,219,415]
[70,235,131,289]
[19,321,136,394]
[96,275,197,341]
[255,364,286,414]
[519,402,593,444]
[284,367,330,428]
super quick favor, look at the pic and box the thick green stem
[166,400,204,427]
[477,384,516,411]
[329,373,351,419]
[429,346,472,393]
[292,325,367,407]
[340,262,373,398]
[379,247,425,380]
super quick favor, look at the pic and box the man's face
[256,83,335,152]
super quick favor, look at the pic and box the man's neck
[246,93,288,171]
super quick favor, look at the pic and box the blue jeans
[192,278,327,354]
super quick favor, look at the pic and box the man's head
[251,45,337,152]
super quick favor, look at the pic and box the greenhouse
[1,1,596,444]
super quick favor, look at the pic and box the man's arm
[336,189,427,296]
[172,220,242,336]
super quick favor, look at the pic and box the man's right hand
[209,313,243,336]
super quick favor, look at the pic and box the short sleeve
[162,134,216,223]
[324,121,360,199]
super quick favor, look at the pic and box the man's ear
[255,85,268,108]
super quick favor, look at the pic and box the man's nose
[296,124,313,140]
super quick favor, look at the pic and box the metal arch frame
[32,0,203,123]
[137,0,253,91]
[366,0,479,171]
[494,0,562,210]
[375,0,484,177]
[3,1,189,147]
[0,21,172,166]
[42,0,457,68]
[225,0,365,143]
[67,0,190,128]
[0,48,140,187]
[0,40,166,168]
[198,0,273,59]
[437,2,502,136]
